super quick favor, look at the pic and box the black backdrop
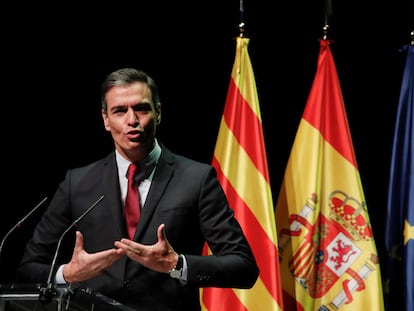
[1,1,413,284]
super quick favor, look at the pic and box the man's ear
[155,103,161,124]
[102,109,111,131]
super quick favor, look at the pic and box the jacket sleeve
[183,166,259,288]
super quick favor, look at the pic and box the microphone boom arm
[0,196,48,265]
[45,194,105,287]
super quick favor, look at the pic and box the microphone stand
[0,197,48,266]
[39,195,105,304]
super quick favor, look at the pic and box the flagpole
[322,0,333,40]
[239,0,245,37]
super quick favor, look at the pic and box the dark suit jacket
[17,146,259,310]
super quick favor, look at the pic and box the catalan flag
[275,39,385,310]
[384,43,414,311]
[201,36,284,310]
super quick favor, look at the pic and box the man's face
[102,81,160,161]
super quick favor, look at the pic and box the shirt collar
[116,139,161,178]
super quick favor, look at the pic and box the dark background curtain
[0,0,412,284]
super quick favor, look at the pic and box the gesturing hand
[114,223,179,273]
[63,231,126,283]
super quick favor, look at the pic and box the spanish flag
[201,36,284,310]
[275,39,385,310]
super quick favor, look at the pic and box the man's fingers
[115,240,142,255]
[126,246,141,255]
[158,223,167,242]
[74,231,84,252]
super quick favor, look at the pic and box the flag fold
[275,39,385,311]
[201,36,284,311]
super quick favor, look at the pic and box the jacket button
[124,280,132,288]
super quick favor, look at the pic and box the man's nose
[127,109,139,124]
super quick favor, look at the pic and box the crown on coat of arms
[329,190,373,241]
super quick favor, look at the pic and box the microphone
[39,194,105,303]
[0,196,48,266]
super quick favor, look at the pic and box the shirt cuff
[55,264,67,284]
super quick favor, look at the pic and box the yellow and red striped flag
[275,39,384,311]
[201,36,284,310]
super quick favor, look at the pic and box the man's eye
[113,108,127,114]
[134,105,151,112]
[134,104,151,112]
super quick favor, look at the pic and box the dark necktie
[125,163,140,239]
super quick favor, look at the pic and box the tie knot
[127,163,140,181]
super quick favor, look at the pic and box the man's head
[101,68,161,162]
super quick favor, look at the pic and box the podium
[0,283,135,311]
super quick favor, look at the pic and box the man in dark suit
[17,68,259,310]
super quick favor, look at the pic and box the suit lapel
[97,153,131,279]
[135,148,175,239]
[101,153,127,237]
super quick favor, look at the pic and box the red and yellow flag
[275,39,384,311]
[201,37,284,310]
